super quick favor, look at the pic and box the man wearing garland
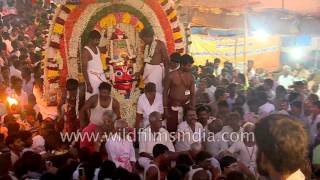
[138,28,169,94]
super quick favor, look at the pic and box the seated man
[105,119,136,172]
[139,111,175,158]
[135,82,163,129]
[79,82,120,128]
[81,110,116,153]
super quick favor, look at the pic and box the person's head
[282,65,291,76]
[196,105,210,126]
[288,92,301,104]
[207,119,223,134]
[24,152,44,173]
[66,78,79,94]
[99,82,112,99]
[275,85,287,98]
[185,109,198,125]
[102,110,116,129]
[153,144,170,166]
[19,131,33,148]
[7,122,20,136]
[139,28,154,44]
[176,153,194,166]
[167,168,182,180]
[290,101,303,116]
[254,114,308,178]
[217,101,229,114]
[2,32,9,40]
[213,58,220,68]
[248,60,254,69]
[226,112,241,132]
[312,101,320,115]
[144,82,156,101]
[219,156,238,175]
[170,52,181,69]
[195,151,212,170]
[114,119,128,134]
[21,66,31,81]
[293,81,306,94]
[180,54,194,72]
[215,88,227,102]
[257,91,268,105]
[227,83,237,97]
[263,79,274,91]
[6,133,24,152]
[98,160,116,180]
[226,171,246,180]
[199,78,207,91]
[191,169,210,180]
[308,93,319,104]
[242,122,255,144]
[88,30,101,46]
[78,147,91,163]
[149,111,162,132]
[11,76,23,92]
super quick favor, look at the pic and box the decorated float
[44,0,186,124]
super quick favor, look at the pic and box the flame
[6,97,18,106]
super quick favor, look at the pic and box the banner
[190,34,281,71]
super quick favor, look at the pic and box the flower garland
[143,39,156,63]
[159,0,185,53]
[96,12,144,32]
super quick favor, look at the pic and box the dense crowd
[0,3,318,180]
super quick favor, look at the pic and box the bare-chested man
[163,54,196,132]
[82,30,107,100]
[79,82,121,128]
[138,28,169,93]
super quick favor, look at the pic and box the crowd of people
[0,2,318,180]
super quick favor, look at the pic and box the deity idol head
[112,62,134,92]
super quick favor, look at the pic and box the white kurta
[137,93,163,128]
[139,127,175,155]
[105,134,136,172]
[175,121,204,152]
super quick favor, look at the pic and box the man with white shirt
[139,111,174,157]
[9,57,22,79]
[135,83,163,129]
[21,67,34,96]
[205,118,227,158]
[255,114,308,180]
[175,109,204,152]
[257,91,275,118]
[105,119,136,172]
[278,65,294,89]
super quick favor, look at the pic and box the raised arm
[112,98,121,119]
[81,48,92,93]
[79,95,97,128]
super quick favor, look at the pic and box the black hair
[78,148,91,163]
[219,156,237,172]
[180,54,194,65]
[308,93,319,103]
[264,78,274,87]
[89,30,101,40]
[288,92,301,104]
[144,82,156,93]
[66,79,79,91]
[139,27,154,38]
[214,88,226,100]
[98,82,112,92]
[153,144,169,158]
[313,101,320,109]
[5,133,21,147]
[176,153,193,166]
[7,122,20,136]
[19,130,32,142]
[170,52,181,63]
[167,168,182,180]
[290,101,303,109]
[195,151,212,164]
[196,105,211,115]
[98,160,116,180]
[226,171,245,180]
[214,58,221,64]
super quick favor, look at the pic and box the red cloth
[80,123,97,153]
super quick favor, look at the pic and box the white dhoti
[143,63,164,93]
[86,71,107,100]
